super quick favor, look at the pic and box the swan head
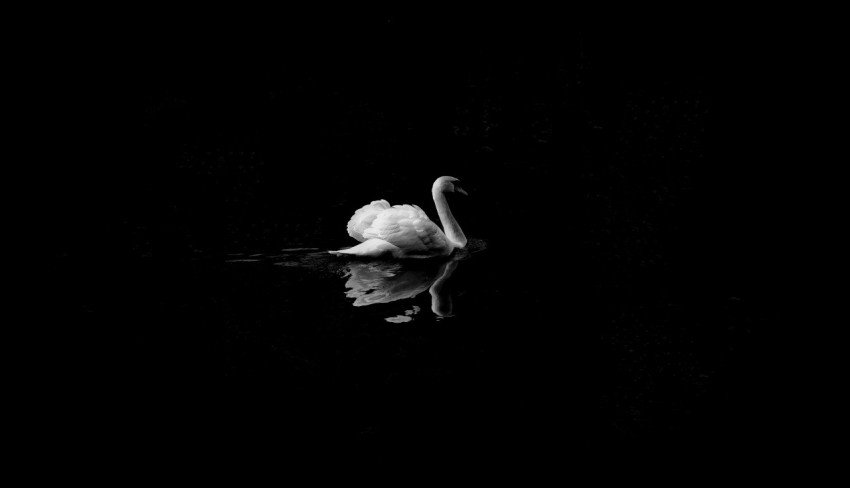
[432,176,468,196]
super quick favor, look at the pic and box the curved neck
[432,188,467,248]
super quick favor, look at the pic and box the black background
[40,10,803,468]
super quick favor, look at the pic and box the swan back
[362,204,453,257]
[347,199,390,242]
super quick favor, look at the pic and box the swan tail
[329,239,400,258]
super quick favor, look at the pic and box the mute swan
[329,176,468,259]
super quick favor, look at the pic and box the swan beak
[456,187,468,196]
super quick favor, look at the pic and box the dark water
[43,14,795,465]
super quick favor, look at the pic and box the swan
[329,176,468,259]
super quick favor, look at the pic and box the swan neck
[433,188,467,248]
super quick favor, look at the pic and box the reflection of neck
[433,189,467,248]
[429,260,458,317]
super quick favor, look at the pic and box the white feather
[330,177,467,259]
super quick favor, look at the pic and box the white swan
[329,176,468,259]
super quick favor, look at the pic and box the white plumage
[329,176,468,259]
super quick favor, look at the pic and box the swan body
[329,176,467,259]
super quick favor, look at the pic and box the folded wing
[361,204,452,255]
[347,199,391,242]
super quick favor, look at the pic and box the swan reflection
[341,257,461,321]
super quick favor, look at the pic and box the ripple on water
[223,239,485,322]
